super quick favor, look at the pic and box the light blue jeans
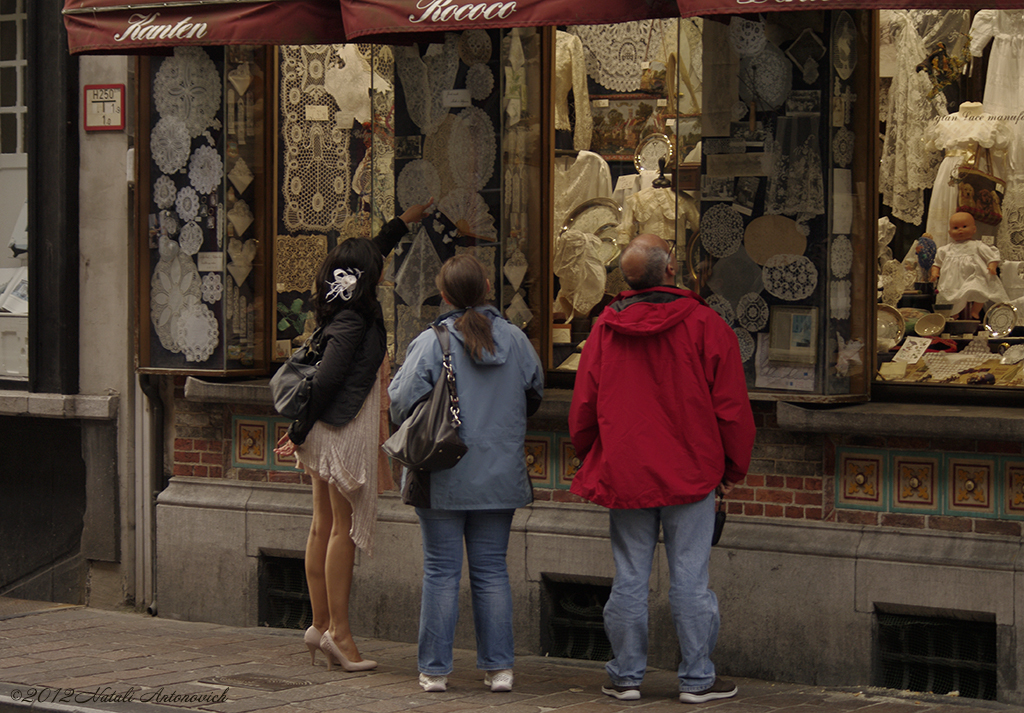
[416,508,516,675]
[603,492,719,693]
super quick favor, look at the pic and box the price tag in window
[657,98,668,107]
[442,90,472,108]
[594,99,610,108]
[84,84,125,131]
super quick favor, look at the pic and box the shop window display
[877,9,1024,390]
[137,46,268,373]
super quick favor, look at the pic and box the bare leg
[306,475,332,633]
[324,485,365,662]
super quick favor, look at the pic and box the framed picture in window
[768,306,818,365]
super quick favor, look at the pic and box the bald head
[620,234,675,290]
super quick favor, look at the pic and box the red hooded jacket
[569,287,756,509]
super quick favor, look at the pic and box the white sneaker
[484,669,514,692]
[419,673,447,692]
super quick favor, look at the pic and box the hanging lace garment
[922,104,1012,246]
[553,228,606,320]
[971,11,1024,259]
[394,226,443,316]
[553,151,613,232]
[324,44,378,128]
[504,28,527,126]
[394,34,459,137]
[879,10,962,225]
[554,31,593,152]
[765,116,825,221]
[279,45,352,232]
[568,20,668,93]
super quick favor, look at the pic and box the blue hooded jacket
[388,305,544,510]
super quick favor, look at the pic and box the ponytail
[436,255,496,360]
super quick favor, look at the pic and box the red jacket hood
[601,287,707,337]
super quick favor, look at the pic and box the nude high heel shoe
[304,626,323,665]
[320,632,377,672]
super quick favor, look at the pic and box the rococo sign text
[408,0,517,24]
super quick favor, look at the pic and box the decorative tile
[556,436,581,490]
[234,417,268,467]
[273,420,298,470]
[1004,460,1024,518]
[524,434,552,488]
[947,457,996,517]
[835,449,885,510]
[892,454,940,513]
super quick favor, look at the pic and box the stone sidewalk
[0,602,1013,713]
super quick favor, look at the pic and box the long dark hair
[312,238,383,327]
[436,254,495,360]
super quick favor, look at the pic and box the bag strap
[430,324,461,428]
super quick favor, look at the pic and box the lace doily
[151,117,191,175]
[708,248,765,304]
[466,63,494,101]
[153,175,177,210]
[833,11,858,81]
[176,186,201,223]
[150,235,202,353]
[227,157,253,194]
[923,352,989,382]
[831,235,853,278]
[274,233,328,293]
[569,21,668,93]
[833,127,854,167]
[160,210,180,237]
[706,294,735,326]
[448,107,496,192]
[423,114,459,203]
[763,254,819,301]
[179,220,203,256]
[737,293,769,331]
[176,300,219,362]
[743,215,806,266]
[734,327,755,363]
[280,45,352,232]
[202,272,223,304]
[188,144,222,196]
[153,47,222,139]
[397,159,440,211]
[395,227,443,312]
[701,204,744,258]
[458,30,492,64]
[729,17,767,57]
[765,117,825,218]
[394,34,459,136]
[830,279,851,319]
[228,199,254,236]
[739,42,792,111]
[439,188,497,241]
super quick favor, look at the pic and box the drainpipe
[138,374,163,615]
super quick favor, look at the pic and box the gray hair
[621,242,671,290]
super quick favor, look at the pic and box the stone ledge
[184,377,272,406]
[0,391,118,419]
[778,401,1024,441]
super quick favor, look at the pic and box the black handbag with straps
[269,328,324,420]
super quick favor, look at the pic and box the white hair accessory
[325,267,363,302]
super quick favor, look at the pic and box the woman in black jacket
[275,201,431,672]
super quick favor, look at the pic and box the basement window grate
[874,612,997,701]
[542,575,612,662]
[259,555,311,630]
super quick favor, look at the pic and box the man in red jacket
[569,233,755,704]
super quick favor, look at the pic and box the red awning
[63,0,348,54]
[339,0,682,42]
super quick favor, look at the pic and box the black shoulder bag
[269,328,324,420]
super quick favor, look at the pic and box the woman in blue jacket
[388,254,544,694]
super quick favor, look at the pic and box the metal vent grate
[542,575,612,662]
[875,612,997,700]
[259,555,311,630]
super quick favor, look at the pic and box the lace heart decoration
[228,199,254,236]
[228,63,252,96]
[228,158,254,194]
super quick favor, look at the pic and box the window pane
[0,67,14,107]
[0,1,17,17]
[0,21,16,62]
[0,113,15,153]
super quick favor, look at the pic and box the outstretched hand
[400,198,434,226]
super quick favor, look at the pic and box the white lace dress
[934,239,1011,314]
[553,151,612,231]
[923,110,1012,246]
[554,31,593,152]
[879,10,962,226]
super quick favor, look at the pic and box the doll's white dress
[934,239,1011,313]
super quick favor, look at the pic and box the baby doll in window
[929,211,1010,320]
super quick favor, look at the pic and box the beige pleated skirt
[295,365,383,555]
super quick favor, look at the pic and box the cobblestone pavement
[0,605,1014,713]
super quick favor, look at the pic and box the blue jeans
[603,492,719,692]
[416,508,516,675]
